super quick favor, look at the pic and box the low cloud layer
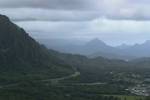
[0,8,101,21]
[1,0,150,21]
[0,0,99,10]
[1,0,150,45]
[16,18,150,44]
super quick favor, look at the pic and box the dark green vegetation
[49,50,150,83]
[0,15,74,85]
[0,14,150,100]
[104,95,145,100]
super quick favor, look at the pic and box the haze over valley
[0,0,150,100]
[38,38,150,60]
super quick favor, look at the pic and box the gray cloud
[1,0,150,45]
[14,19,150,45]
[0,0,100,10]
[0,8,101,22]
[1,0,150,21]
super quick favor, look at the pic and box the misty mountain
[39,38,134,60]
[116,43,131,49]
[39,38,118,54]
[39,37,150,60]
[0,14,73,84]
[1,15,150,100]
[83,38,117,54]
[84,39,132,59]
[121,40,150,57]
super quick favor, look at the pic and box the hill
[0,14,150,100]
[120,40,150,57]
[0,14,73,84]
[39,38,136,60]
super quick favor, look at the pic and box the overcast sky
[0,0,150,45]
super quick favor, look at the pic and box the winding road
[0,67,106,88]
[42,71,80,84]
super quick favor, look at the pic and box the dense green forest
[49,50,150,83]
[0,14,150,100]
[0,15,74,85]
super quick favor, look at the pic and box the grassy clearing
[104,95,145,100]
[50,71,80,84]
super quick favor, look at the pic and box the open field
[104,95,145,100]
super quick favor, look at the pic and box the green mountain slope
[48,49,129,82]
[0,15,73,84]
[48,49,150,83]
[0,15,150,100]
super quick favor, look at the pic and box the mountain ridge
[39,38,150,60]
[0,14,74,84]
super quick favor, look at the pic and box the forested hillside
[0,14,150,100]
[0,15,74,85]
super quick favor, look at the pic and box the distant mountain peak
[117,43,131,49]
[86,38,106,46]
[91,38,103,42]
[145,40,150,44]
[121,43,128,46]
[92,38,100,41]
